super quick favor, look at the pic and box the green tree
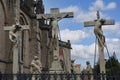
[93,52,120,74]
[105,53,120,74]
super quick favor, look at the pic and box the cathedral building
[0,0,72,73]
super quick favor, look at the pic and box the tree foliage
[94,53,120,74]
[105,55,120,74]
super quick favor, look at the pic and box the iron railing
[0,73,120,80]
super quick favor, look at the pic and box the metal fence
[0,73,120,80]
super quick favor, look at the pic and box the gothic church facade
[0,0,72,73]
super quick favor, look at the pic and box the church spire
[113,51,117,59]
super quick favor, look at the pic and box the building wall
[63,47,71,73]
[20,10,31,73]
[59,40,72,73]
[74,64,81,73]
[0,0,14,73]
[0,0,44,73]
[0,0,7,73]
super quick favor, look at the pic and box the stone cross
[84,11,115,75]
[37,8,73,72]
[37,8,73,52]
[4,22,29,74]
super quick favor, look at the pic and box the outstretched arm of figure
[57,14,68,21]
[41,15,50,20]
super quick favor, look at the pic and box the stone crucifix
[37,8,73,57]
[4,21,30,74]
[4,0,29,74]
[84,11,115,74]
[37,8,73,72]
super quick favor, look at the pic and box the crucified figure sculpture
[9,19,21,45]
[50,17,62,50]
[37,9,73,50]
[37,8,73,50]
[94,11,106,47]
[84,11,115,77]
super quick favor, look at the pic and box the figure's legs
[52,29,55,39]
[94,29,106,47]
[97,30,106,47]
[96,35,104,46]
[53,35,57,50]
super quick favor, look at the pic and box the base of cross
[49,60,63,73]
[49,49,63,73]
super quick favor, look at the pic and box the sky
[43,0,120,68]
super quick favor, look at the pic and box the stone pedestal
[49,53,63,80]
[49,59,63,73]
[49,49,63,73]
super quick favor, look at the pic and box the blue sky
[43,0,120,68]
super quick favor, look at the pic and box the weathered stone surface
[84,11,115,75]
[0,0,72,74]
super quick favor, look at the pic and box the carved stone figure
[51,18,58,39]
[30,56,42,74]
[9,25,17,43]
[50,55,63,73]
[37,8,73,50]
[50,18,59,49]
[85,61,92,73]
[94,11,106,47]
[9,22,21,45]
[84,61,93,80]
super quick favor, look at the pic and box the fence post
[53,72,57,80]
[101,72,105,80]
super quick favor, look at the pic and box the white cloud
[60,6,79,13]
[75,11,96,22]
[105,38,120,55]
[106,2,116,10]
[60,6,96,22]
[60,6,107,23]
[71,43,97,59]
[89,0,104,11]
[60,29,89,43]
[71,38,120,60]
[103,22,120,36]
[60,0,116,23]
[89,0,116,11]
